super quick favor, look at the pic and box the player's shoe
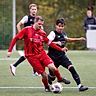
[10,64,16,76]
[45,86,51,92]
[79,85,88,91]
[32,72,41,76]
[58,77,71,84]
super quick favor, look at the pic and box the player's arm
[17,16,28,33]
[17,21,23,32]
[7,29,25,57]
[43,31,66,52]
[66,37,86,42]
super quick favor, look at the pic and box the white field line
[0,86,96,89]
[0,58,18,60]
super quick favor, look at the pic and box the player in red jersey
[7,16,70,92]
[10,3,40,76]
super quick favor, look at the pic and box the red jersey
[8,26,62,57]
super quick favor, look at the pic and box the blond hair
[29,3,37,9]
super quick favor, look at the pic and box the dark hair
[56,18,65,25]
[34,16,44,22]
[87,6,93,12]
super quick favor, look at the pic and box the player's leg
[27,56,50,92]
[32,68,41,76]
[47,54,70,85]
[68,65,88,91]
[60,55,88,91]
[48,63,71,84]
[42,52,70,85]
[10,56,26,76]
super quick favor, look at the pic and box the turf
[0,50,96,96]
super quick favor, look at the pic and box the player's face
[56,23,64,33]
[30,6,37,16]
[87,10,92,17]
[35,20,44,30]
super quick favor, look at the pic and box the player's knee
[68,65,73,70]
[68,65,79,77]
[48,63,56,72]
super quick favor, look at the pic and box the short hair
[35,16,44,22]
[87,6,93,12]
[29,3,37,9]
[56,18,65,25]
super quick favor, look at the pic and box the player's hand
[7,52,12,57]
[79,37,86,41]
[62,47,68,52]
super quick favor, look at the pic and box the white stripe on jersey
[20,15,28,24]
[47,31,55,42]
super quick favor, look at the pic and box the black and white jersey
[24,15,35,27]
[20,15,35,27]
[48,30,68,57]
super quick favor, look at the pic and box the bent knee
[68,65,73,70]
[48,63,56,71]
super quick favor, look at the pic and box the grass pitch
[0,50,96,96]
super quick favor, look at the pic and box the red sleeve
[40,30,62,51]
[8,36,18,52]
[49,42,62,51]
[8,28,25,52]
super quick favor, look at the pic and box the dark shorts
[48,53,72,69]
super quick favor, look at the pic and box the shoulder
[47,31,56,41]
[39,29,46,34]
[22,26,31,32]
[48,31,55,37]
[20,15,28,23]
[38,30,47,37]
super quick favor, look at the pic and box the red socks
[42,78,49,89]
[53,68,62,81]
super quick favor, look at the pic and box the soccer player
[47,18,88,91]
[7,16,70,92]
[10,3,40,76]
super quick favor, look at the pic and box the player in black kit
[47,18,88,92]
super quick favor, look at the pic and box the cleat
[58,77,71,84]
[10,64,16,76]
[79,85,88,92]
[45,86,51,92]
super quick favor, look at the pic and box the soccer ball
[50,82,63,93]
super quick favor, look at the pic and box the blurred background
[0,0,96,50]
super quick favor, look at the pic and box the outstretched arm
[7,29,25,57]
[66,37,86,42]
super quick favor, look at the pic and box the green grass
[0,50,96,96]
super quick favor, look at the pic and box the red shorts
[26,51,53,74]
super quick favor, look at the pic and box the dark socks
[69,66,81,85]
[13,56,26,67]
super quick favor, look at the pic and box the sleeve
[63,32,68,39]
[49,42,62,51]
[42,31,62,51]
[47,31,55,41]
[8,29,25,52]
[20,15,28,24]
